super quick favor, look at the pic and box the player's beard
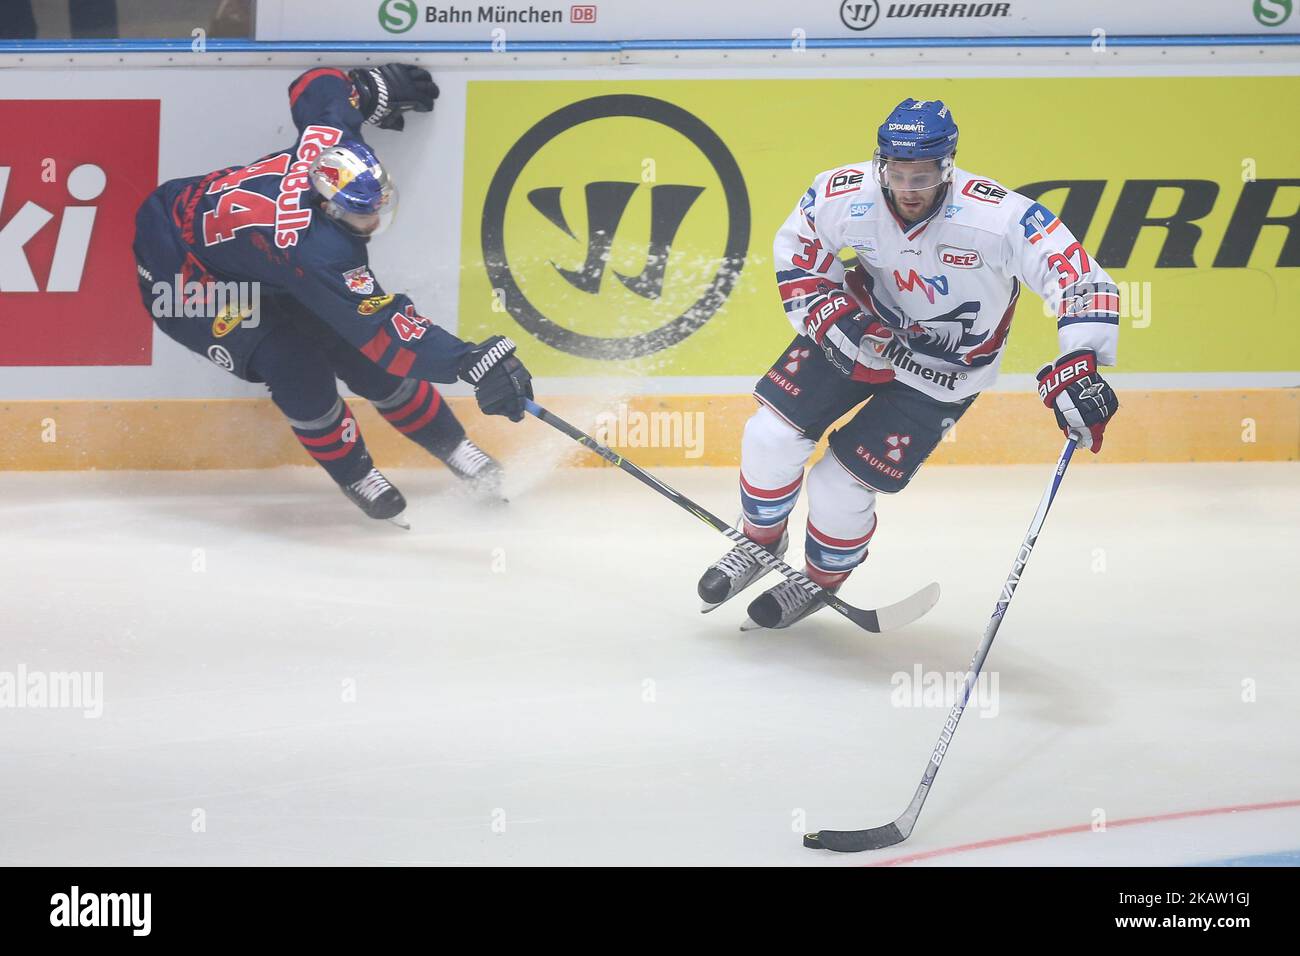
[885,181,949,227]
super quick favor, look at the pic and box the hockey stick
[524,399,939,635]
[804,433,1080,851]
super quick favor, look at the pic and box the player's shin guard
[289,397,370,484]
[738,404,816,544]
[803,452,878,589]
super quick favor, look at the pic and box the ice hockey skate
[340,463,409,528]
[741,577,838,631]
[697,527,789,612]
[440,437,506,502]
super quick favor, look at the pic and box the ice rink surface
[2,443,1298,866]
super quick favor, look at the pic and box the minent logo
[0,99,159,366]
[377,0,418,34]
[481,94,750,359]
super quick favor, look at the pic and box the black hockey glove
[349,63,439,131]
[1036,349,1119,453]
[458,335,534,423]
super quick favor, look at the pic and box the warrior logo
[481,94,749,360]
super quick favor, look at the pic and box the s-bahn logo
[377,0,418,34]
[480,94,750,360]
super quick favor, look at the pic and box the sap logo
[893,269,949,303]
[944,204,962,219]
[849,202,874,218]
[938,245,982,268]
[960,179,1007,205]
[0,163,105,292]
[826,168,864,198]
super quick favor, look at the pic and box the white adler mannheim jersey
[774,164,1120,402]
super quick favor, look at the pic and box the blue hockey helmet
[308,139,398,236]
[874,99,958,193]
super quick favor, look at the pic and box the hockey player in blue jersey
[133,64,533,523]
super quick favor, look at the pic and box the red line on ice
[864,798,1300,867]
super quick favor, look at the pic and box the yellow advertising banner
[459,77,1300,378]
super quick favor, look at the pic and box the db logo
[0,100,159,366]
[571,4,597,22]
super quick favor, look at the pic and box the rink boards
[0,47,1296,469]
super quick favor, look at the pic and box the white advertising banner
[256,0,1300,42]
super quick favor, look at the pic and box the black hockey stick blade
[803,823,907,852]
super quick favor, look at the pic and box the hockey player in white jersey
[697,98,1120,629]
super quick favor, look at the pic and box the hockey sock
[372,379,465,460]
[740,473,802,545]
[803,516,877,589]
[288,397,371,485]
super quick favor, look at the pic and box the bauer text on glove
[1036,349,1118,453]
[804,289,895,384]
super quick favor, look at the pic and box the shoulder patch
[825,167,865,198]
[959,179,1008,205]
[342,266,376,295]
[357,293,395,315]
[1019,202,1062,244]
[799,186,817,226]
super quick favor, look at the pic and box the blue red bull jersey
[149,68,470,382]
